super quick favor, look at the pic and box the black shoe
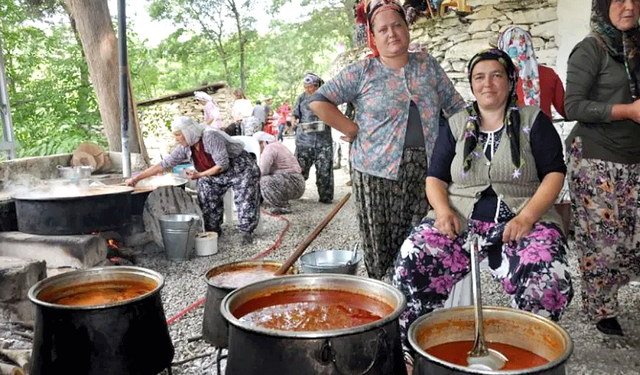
[596,317,624,336]
[319,199,333,204]
[241,232,254,245]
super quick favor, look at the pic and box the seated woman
[392,49,574,342]
[253,131,305,215]
[126,117,260,244]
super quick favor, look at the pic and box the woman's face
[609,0,640,32]
[174,131,188,147]
[471,60,510,112]
[304,84,318,96]
[371,9,410,59]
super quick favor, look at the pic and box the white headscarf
[194,91,213,102]
[253,131,276,144]
[171,116,244,147]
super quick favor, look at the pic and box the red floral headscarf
[364,0,406,58]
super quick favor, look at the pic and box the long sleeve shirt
[259,142,302,176]
[312,52,465,180]
[161,130,244,172]
[565,36,640,164]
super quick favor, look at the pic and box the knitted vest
[428,106,563,232]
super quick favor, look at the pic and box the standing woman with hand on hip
[310,0,465,281]
[565,0,640,336]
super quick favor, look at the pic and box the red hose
[166,209,290,325]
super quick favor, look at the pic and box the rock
[450,33,471,43]
[451,61,467,72]
[446,72,468,80]
[465,6,502,20]
[506,8,558,24]
[438,16,463,29]
[471,31,495,40]
[467,0,501,6]
[445,39,492,61]
[0,257,46,302]
[546,40,557,49]
[468,19,493,33]
[440,60,452,71]
[441,41,454,51]
[530,20,558,39]
[491,23,501,32]
[531,37,545,50]
[536,48,560,66]
[454,84,475,102]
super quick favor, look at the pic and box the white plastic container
[195,232,218,256]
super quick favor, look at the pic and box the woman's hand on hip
[502,215,535,243]
[434,209,460,240]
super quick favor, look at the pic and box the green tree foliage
[1,0,106,157]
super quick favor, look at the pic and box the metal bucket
[299,249,361,275]
[158,214,200,260]
[202,260,294,348]
[409,306,573,375]
[221,274,407,375]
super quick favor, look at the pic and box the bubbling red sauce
[42,280,156,307]
[235,290,393,331]
[426,340,549,370]
[208,269,277,289]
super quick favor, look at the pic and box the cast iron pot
[28,266,174,375]
[221,274,407,375]
[13,186,133,235]
[408,306,573,375]
[202,260,294,348]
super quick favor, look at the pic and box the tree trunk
[229,0,245,91]
[66,11,91,127]
[64,0,141,153]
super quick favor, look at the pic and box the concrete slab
[0,232,107,272]
[0,257,46,302]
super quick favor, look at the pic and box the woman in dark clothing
[393,49,573,343]
[565,0,640,336]
[126,117,260,244]
[293,73,334,204]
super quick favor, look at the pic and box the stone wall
[409,0,560,102]
[137,86,236,164]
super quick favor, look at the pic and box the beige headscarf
[171,116,244,147]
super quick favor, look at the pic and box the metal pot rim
[203,259,293,290]
[13,186,133,201]
[221,274,407,339]
[408,306,574,375]
[28,266,165,310]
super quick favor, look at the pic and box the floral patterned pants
[393,217,573,343]
[295,143,334,203]
[260,172,305,209]
[196,151,261,233]
[568,137,640,321]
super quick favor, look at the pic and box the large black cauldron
[221,274,407,375]
[28,266,174,375]
[13,186,133,235]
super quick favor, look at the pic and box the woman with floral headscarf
[497,26,566,119]
[393,49,574,344]
[565,0,640,336]
[126,116,261,245]
[310,0,465,281]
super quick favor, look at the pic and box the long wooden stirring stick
[274,193,352,276]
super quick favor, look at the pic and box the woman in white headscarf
[194,91,223,129]
[497,26,566,119]
[126,116,261,244]
[253,131,305,214]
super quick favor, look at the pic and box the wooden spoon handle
[274,193,352,276]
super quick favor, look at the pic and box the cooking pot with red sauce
[220,274,407,375]
[408,306,572,375]
[28,266,174,375]
[202,260,294,348]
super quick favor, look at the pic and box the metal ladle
[467,235,508,371]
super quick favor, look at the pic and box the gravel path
[135,140,640,375]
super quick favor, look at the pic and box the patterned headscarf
[497,26,541,107]
[590,0,640,99]
[303,72,324,87]
[364,0,406,57]
[463,49,524,178]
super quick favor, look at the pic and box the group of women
[310,0,640,349]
